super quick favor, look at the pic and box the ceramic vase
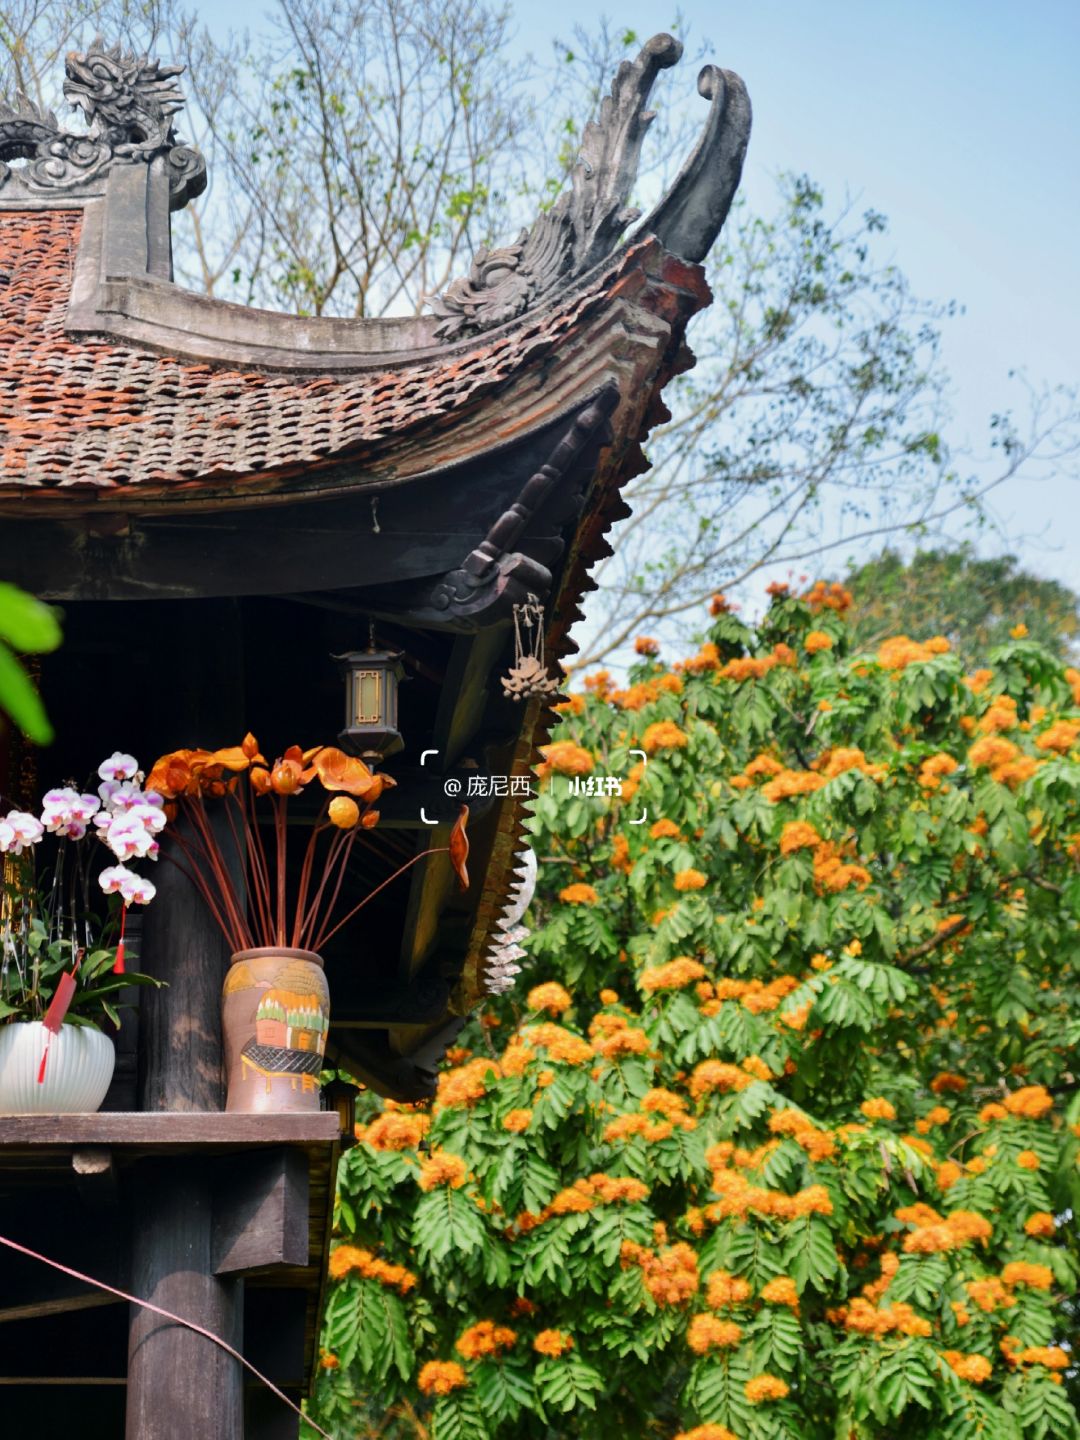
[0,1021,115,1114]
[222,947,329,1113]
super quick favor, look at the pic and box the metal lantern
[335,631,405,764]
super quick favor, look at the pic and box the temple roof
[0,33,749,513]
[0,210,697,506]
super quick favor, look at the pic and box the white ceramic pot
[0,1021,115,1114]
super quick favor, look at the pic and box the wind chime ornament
[500,596,562,703]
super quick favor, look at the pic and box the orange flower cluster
[435,1057,501,1110]
[817,746,887,781]
[517,1022,594,1067]
[965,1277,1015,1313]
[804,629,834,654]
[1036,718,1080,752]
[527,982,573,1015]
[634,636,661,656]
[918,752,959,789]
[611,674,684,710]
[706,1270,752,1308]
[538,741,594,777]
[502,1109,532,1133]
[768,1107,837,1162]
[641,1088,695,1124]
[760,1276,799,1308]
[813,841,872,893]
[761,769,826,802]
[455,1321,516,1360]
[673,868,708,891]
[1024,1212,1056,1238]
[901,1209,993,1254]
[642,721,690,754]
[604,1113,679,1144]
[650,818,682,839]
[327,1245,417,1293]
[978,695,1018,734]
[860,1097,896,1121]
[417,1361,468,1396]
[355,1110,429,1151]
[804,579,853,612]
[533,1330,573,1357]
[1002,1084,1053,1118]
[1000,1261,1054,1290]
[593,1023,651,1059]
[967,735,1040,787]
[940,1351,993,1384]
[639,957,707,992]
[689,1061,754,1098]
[538,1172,650,1223]
[559,882,599,905]
[1015,1346,1069,1370]
[705,1156,834,1222]
[611,833,633,873]
[779,820,821,854]
[745,1374,790,1404]
[417,1151,469,1191]
[620,1240,699,1306]
[877,635,950,670]
[838,1297,931,1339]
[686,1314,742,1354]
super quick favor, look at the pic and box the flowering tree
[310,586,1080,1440]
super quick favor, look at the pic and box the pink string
[0,1231,332,1439]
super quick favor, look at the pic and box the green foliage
[311,595,1080,1438]
[0,582,61,745]
[845,547,1080,668]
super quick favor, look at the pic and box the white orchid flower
[0,811,44,854]
[41,786,100,833]
[98,863,156,905]
[98,752,139,783]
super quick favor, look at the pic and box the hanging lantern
[334,626,405,765]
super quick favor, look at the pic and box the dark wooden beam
[212,1150,309,1277]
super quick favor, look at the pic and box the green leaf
[0,583,62,652]
[0,641,53,743]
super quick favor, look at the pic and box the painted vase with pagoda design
[222,947,329,1113]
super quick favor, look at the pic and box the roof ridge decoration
[429,33,751,340]
[0,37,205,209]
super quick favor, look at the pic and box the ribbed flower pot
[0,1021,115,1114]
[222,947,329,1113]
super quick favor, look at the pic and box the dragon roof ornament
[0,38,205,209]
[430,33,751,340]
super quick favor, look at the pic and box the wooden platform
[0,1110,342,1436]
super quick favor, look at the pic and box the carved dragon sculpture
[430,32,751,340]
[0,38,205,207]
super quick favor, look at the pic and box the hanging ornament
[484,849,538,996]
[500,596,562,703]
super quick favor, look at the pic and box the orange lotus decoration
[146,734,468,955]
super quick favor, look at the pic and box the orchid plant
[145,735,469,956]
[0,752,163,1033]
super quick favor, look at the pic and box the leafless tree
[4,7,1075,661]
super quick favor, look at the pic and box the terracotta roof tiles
[1,209,694,501]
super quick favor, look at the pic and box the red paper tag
[43,970,77,1035]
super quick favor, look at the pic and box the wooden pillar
[126,599,246,1439]
[126,1161,243,1440]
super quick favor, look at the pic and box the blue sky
[197,1,1080,594]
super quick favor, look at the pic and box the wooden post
[126,1161,243,1440]
[126,600,246,1438]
